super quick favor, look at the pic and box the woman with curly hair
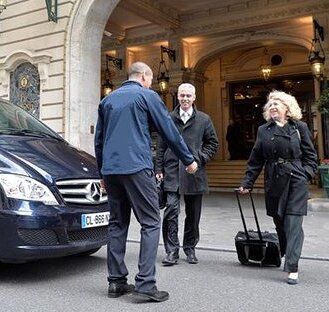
[238,90,317,285]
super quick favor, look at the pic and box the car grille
[56,179,108,205]
[68,226,108,242]
[18,227,108,246]
[18,229,58,246]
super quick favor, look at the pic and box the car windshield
[0,99,63,140]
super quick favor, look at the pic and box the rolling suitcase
[234,190,281,267]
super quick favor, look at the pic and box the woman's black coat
[155,105,219,195]
[240,119,317,216]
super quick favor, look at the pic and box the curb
[308,198,329,212]
[127,239,329,263]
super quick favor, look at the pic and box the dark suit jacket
[155,105,219,195]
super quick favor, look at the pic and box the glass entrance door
[229,76,314,159]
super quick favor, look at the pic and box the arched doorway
[193,42,316,187]
[64,1,321,177]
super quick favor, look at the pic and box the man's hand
[156,173,164,181]
[186,161,198,174]
[100,179,106,193]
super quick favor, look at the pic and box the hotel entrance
[228,76,315,160]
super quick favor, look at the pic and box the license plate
[81,211,110,228]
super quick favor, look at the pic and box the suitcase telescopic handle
[234,189,263,242]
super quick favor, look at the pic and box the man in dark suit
[155,83,219,266]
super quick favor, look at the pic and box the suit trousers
[273,214,304,273]
[162,191,180,255]
[183,194,203,255]
[104,169,160,292]
[162,192,202,256]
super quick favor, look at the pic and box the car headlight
[0,174,59,205]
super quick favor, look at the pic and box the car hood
[0,136,99,183]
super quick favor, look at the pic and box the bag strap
[294,121,302,142]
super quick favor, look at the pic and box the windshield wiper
[0,129,64,141]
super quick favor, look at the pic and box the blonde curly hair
[263,90,302,121]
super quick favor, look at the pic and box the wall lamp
[157,46,176,94]
[102,55,122,97]
[0,0,7,14]
[45,0,58,23]
[308,19,325,80]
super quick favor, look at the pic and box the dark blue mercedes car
[0,98,109,263]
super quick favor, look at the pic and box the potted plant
[317,88,329,114]
[318,158,329,197]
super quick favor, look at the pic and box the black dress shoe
[162,252,179,266]
[133,287,169,302]
[108,282,135,298]
[186,253,198,264]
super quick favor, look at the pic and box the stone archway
[190,37,313,160]
[65,0,120,154]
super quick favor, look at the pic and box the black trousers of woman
[273,214,304,273]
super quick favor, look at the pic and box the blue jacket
[94,80,194,175]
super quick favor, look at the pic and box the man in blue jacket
[94,62,198,302]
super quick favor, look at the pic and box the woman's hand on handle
[237,186,250,194]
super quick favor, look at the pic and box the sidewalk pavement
[127,188,329,261]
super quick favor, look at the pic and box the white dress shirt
[180,107,193,124]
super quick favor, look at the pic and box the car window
[0,99,63,140]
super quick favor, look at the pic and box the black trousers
[273,214,304,273]
[162,192,203,256]
[104,169,160,292]
[162,192,180,255]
